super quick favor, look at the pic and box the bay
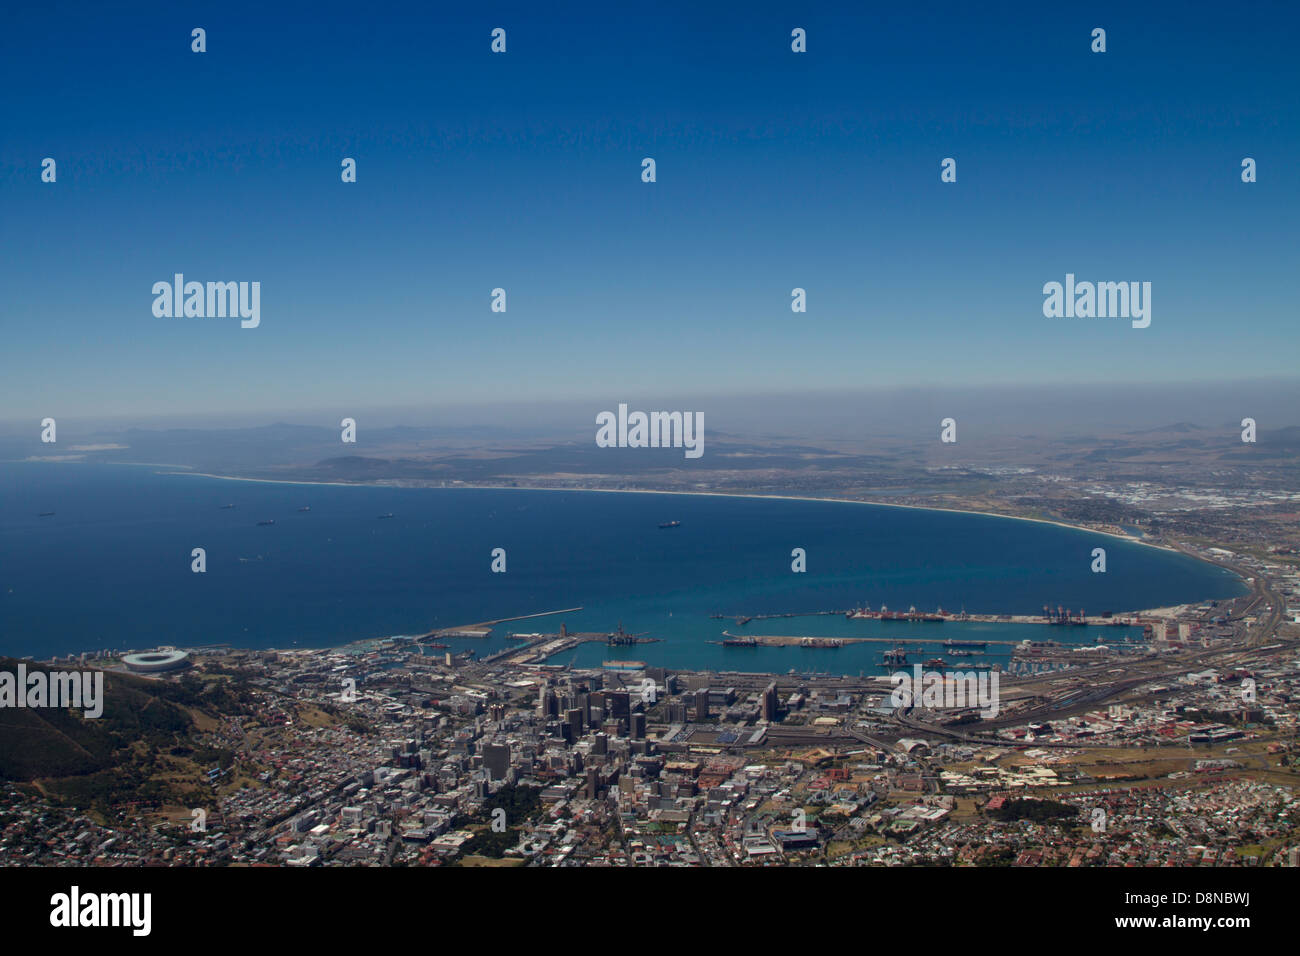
[0,462,1246,672]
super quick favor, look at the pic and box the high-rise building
[565,707,584,742]
[694,688,710,722]
[539,687,558,719]
[483,742,511,781]
[763,682,780,722]
[606,691,631,721]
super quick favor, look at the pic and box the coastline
[157,467,1253,610]
[4,462,1252,660]
[162,469,1168,551]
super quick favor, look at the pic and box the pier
[719,605,1147,630]
[414,605,585,640]
[476,607,584,626]
[718,632,1026,648]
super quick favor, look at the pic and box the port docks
[717,631,1024,647]
[719,607,1144,631]
[410,602,1149,667]
[491,631,660,666]
[709,606,1152,661]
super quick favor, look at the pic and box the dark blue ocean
[0,463,1246,672]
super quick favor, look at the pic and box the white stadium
[121,648,191,674]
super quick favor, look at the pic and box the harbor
[716,631,1025,648]
[712,603,1147,631]
[840,602,1145,628]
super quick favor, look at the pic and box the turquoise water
[0,462,1246,671]
[560,616,1149,675]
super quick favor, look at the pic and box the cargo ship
[717,634,759,650]
[602,660,646,671]
[945,640,987,649]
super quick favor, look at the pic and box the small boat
[378,513,394,519]
[298,506,311,512]
[924,658,946,668]
[219,504,235,510]
[256,519,275,526]
[38,511,55,517]
[658,520,681,529]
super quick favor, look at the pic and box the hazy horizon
[4,378,1299,447]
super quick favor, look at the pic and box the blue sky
[1,0,1297,421]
